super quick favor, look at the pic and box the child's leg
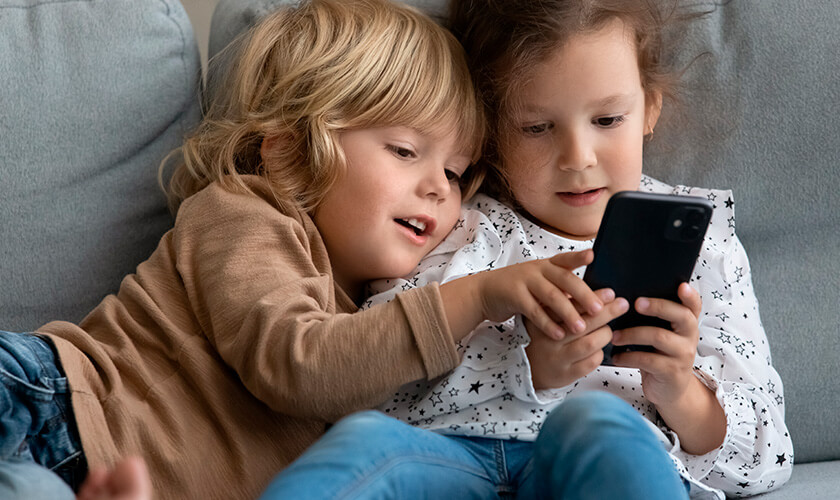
[259,410,500,500]
[0,331,87,491]
[517,391,689,500]
[0,459,75,500]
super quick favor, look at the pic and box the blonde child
[259,0,793,498]
[0,0,614,498]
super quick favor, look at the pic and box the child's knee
[538,391,647,454]
[317,410,416,455]
[330,410,396,436]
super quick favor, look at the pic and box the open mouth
[395,217,427,236]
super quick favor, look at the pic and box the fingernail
[603,288,615,301]
[637,298,649,311]
[590,301,603,314]
[554,326,565,340]
[574,319,586,333]
[617,298,629,312]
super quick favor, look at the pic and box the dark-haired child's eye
[521,123,552,136]
[594,115,626,128]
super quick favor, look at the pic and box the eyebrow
[519,92,639,115]
[591,93,637,108]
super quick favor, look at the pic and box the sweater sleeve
[174,184,459,422]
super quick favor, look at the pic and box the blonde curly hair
[163,0,485,214]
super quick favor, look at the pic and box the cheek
[505,160,548,202]
[442,197,462,229]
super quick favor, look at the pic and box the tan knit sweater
[39,177,459,499]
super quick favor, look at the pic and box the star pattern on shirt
[366,179,792,499]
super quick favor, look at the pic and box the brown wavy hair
[449,0,688,202]
[162,0,485,214]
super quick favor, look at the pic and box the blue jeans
[260,391,689,499]
[0,331,87,499]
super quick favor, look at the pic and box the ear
[644,90,663,136]
[260,133,285,164]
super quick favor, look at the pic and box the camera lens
[681,225,701,240]
[688,210,704,225]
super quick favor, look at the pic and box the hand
[610,283,726,454]
[525,289,629,390]
[610,283,702,405]
[475,250,605,340]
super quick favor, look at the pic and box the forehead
[518,19,643,110]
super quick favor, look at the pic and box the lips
[397,218,427,234]
[557,187,605,207]
[394,215,436,245]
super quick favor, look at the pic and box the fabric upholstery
[642,0,840,466]
[0,0,201,331]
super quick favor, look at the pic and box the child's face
[314,126,470,297]
[504,19,660,240]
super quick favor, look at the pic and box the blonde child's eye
[445,169,462,185]
[594,115,626,128]
[521,123,552,136]
[387,144,415,159]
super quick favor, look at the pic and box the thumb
[678,282,702,317]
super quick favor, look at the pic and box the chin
[380,262,420,281]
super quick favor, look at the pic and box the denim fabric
[0,459,74,500]
[259,391,689,499]
[0,331,87,494]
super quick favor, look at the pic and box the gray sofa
[2,0,837,498]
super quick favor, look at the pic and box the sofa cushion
[642,0,840,464]
[753,461,840,499]
[0,0,201,330]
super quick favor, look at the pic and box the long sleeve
[667,222,793,496]
[174,181,459,422]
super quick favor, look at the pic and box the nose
[557,127,596,171]
[418,162,453,202]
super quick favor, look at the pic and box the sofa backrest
[642,1,840,464]
[0,0,201,331]
[208,0,839,465]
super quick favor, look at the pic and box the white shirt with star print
[366,176,792,499]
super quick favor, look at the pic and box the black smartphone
[582,191,713,366]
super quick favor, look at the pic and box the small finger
[572,288,616,314]
[565,325,613,362]
[549,248,594,268]
[543,265,603,316]
[678,282,702,317]
[635,296,700,339]
[612,325,693,360]
[527,300,567,340]
[611,349,671,375]
[530,280,587,336]
[572,296,628,336]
